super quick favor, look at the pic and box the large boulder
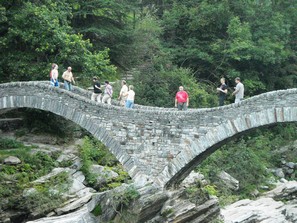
[3,156,21,165]
[26,206,96,223]
[221,181,297,223]
[217,171,239,191]
[89,164,118,186]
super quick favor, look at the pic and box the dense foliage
[198,123,297,205]
[0,0,117,84]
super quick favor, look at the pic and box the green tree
[0,0,116,84]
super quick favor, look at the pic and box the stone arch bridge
[0,81,296,189]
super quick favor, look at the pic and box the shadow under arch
[165,106,297,189]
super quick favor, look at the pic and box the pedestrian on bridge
[125,85,135,109]
[102,81,113,105]
[91,77,102,102]
[232,77,244,103]
[50,64,59,87]
[175,86,189,111]
[118,80,128,106]
[62,67,75,91]
[217,77,228,106]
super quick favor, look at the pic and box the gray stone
[181,171,206,188]
[265,180,297,200]
[273,168,285,178]
[285,162,296,169]
[3,156,21,165]
[33,168,75,184]
[57,153,78,163]
[26,206,96,223]
[222,181,297,223]
[217,171,239,191]
[55,194,92,215]
[89,164,118,185]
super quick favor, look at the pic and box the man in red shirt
[175,86,189,111]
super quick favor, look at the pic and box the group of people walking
[49,64,135,108]
[91,77,114,105]
[49,64,244,110]
[175,77,244,111]
[91,78,135,108]
[50,63,75,91]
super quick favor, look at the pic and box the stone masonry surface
[1,81,297,188]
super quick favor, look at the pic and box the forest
[0,0,297,106]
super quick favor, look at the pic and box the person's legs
[102,94,110,104]
[96,94,102,103]
[54,80,59,87]
[107,96,111,105]
[219,96,225,106]
[91,93,97,101]
[235,98,240,103]
[69,83,73,91]
[50,78,55,86]
[102,94,107,103]
[126,100,134,108]
[177,103,183,111]
[64,80,70,90]
[182,102,187,111]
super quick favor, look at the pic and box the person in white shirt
[125,85,135,109]
[118,80,128,106]
[232,77,244,103]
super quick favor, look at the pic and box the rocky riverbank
[221,180,297,223]
[0,129,220,223]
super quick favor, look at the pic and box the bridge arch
[1,82,297,188]
[163,93,297,188]
[0,82,148,185]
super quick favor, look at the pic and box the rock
[181,171,206,187]
[56,154,78,163]
[33,168,75,184]
[264,180,297,200]
[68,171,87,195]
[222,181,297,223]
[273,168,285,178]
[27,206,96,223]
[283,166,294,175]
[129,185,169,223]
[23,188,37,197]
[222,197,286,223]
[285,162,296,169]
[89,165,118,186]
[55,194,92,215]
[250,189,259,197]
[3,156,21,165]
[217,171,239,191]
